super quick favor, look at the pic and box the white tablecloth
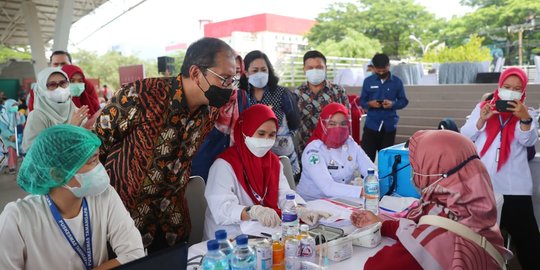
[187,237,396,269]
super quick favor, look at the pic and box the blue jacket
[360,73,408,132]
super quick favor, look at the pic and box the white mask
[44,87,71,103]
[498,88,522,101]
[306,69,326,85]
[411,171,445,194]
[248,72,269,89]
[244,134,275,157]
[64,164,110,198]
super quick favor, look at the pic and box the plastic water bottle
[231,234,256,270]
[215,230,234,257]
[282,194,299,240]
[202,240,230,270]
[364,168,380,215]
[298,225,316,270]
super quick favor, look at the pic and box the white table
[187,198,397,269]
[187,237,396,269]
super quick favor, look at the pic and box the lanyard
[243,170,268,206]
[498,115,513,131]
[46,195,94,270]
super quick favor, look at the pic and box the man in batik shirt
[95,38,237,253]
[294,50,350,154]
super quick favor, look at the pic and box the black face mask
[377,72,389,79]
[203,85,233,108]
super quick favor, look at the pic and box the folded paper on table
[240,221,281,237]
[307,199,356,226]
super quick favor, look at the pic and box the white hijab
[33,67,76,123]
[22,67,77,151]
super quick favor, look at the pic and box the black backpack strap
[386,155,401,196]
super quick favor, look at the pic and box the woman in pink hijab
[351,130,511,270]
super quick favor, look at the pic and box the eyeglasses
[205,68,239,88]
[46,80,69,90]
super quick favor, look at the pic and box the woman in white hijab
[22,67,89,152]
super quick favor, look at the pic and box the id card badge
[496,148,500,162]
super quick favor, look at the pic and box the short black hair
[50,50,72,63]
[180,37,234,78]
[303,50,326,65]
[372,53,390,68]
[239,50,279,91]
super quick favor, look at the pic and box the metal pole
[518,29,523,66]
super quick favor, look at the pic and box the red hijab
[61,65,101,116]
[306,102,350,146]
[218,104,282,215]
[479,67,528,171]
[403,130,510,269]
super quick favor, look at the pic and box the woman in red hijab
[461,67,540,269]
[61,65,100,116]
[352,130,511,270]
[296,103,375,201]
[203,104,330,239]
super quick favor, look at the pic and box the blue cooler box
[377,143,420,198]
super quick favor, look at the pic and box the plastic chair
[186,175,207,246]
[279,156,296,190]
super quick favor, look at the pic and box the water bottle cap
[367,168,375,175]
[272,232,282,241]
[207,240,219,250]
[286,194,295,200]
[300,224,309,232]
[236,234,248,245]
[215,229,227,240]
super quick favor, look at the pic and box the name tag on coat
[370,85,379,89]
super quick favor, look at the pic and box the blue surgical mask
[64,164,110,198]
[8,106,18,113]
[69,83,86,97]
[248,72,269,89]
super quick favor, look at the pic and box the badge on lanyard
[46,195,94,270]
[496,148,500,162]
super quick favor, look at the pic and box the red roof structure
[204,13,315,38]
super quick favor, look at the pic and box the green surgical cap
[17,124,101,195]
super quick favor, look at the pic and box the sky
[67,0,474,60]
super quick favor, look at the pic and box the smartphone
[495,100,515,112]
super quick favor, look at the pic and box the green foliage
[72,50,160,90]
[307,0,443,58]
[0,46,32,63]
[316,29,382,58]
[423,35,492,63]
[459,0,504,7]
[442,0,540,64]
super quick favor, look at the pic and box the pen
[261,232,272,238]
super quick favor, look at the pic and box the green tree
[442,0,540,64]
[459,0,504,8]
[72,50,159,90]
[316,29,383,58]
[0,46,32,63]
[423,35,492,63]
[307,0,443,58]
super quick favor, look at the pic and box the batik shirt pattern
[95,75,218,247]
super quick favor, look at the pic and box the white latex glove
[297,207,332,225]
[249,205,281,227]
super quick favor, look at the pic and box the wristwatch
[520,118,533,125]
